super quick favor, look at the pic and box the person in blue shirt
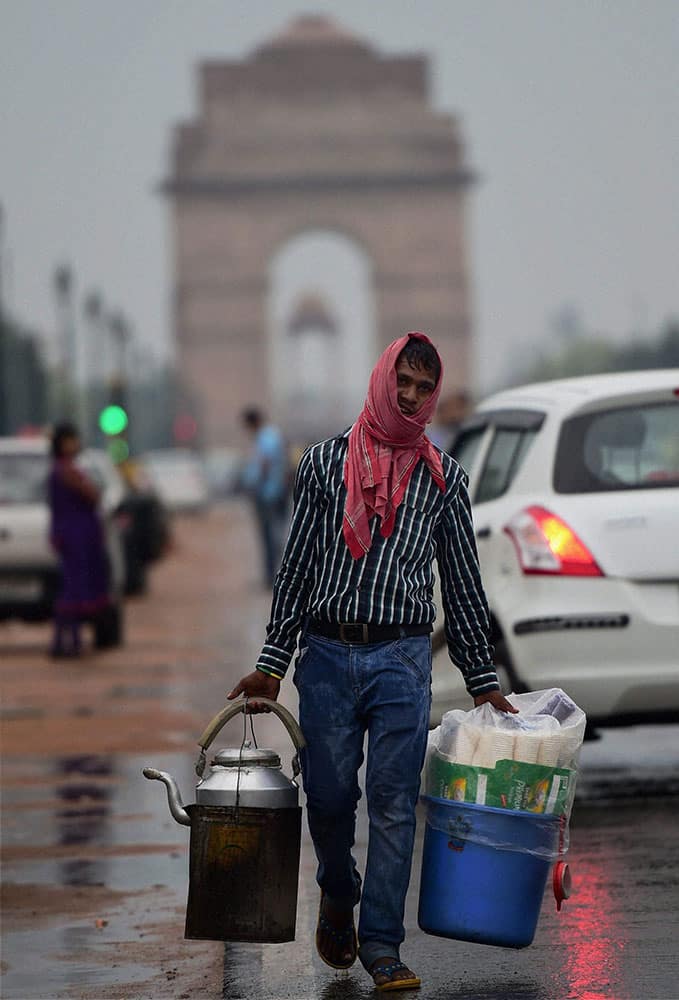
[240,407,289,587]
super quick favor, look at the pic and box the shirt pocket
[401,466,444,516]
[395,488,441,540]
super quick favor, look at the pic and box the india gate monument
[164,15,476,445]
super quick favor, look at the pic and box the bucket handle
[195,698,306,779]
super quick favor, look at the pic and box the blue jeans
[293,630,432,971]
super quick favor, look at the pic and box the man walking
[229,332,516,991]
[240,407,289,587]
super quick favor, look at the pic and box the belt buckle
[339,623,369,644]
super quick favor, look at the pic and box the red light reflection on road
[551,854,627,1000]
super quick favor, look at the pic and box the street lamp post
[108,310,131,400]
[53,263,78,422]
[0,201,5,315]
[107,310,133,456]
[83,290,104,442]
[0,202,6,434]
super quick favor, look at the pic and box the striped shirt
[256,432,500,697]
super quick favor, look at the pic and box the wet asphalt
[1,502,678,1000]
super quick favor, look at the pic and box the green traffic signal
[99,404,128,436]
[107,438,130,463]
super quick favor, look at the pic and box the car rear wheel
[494,635,530,695]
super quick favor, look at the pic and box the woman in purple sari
[48,423,111,657]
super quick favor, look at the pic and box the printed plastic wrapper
[423,688,586,857]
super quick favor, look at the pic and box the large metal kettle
[143,697,305,943]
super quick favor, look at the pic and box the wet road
[1,503,678,999]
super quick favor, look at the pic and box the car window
[555,402,679,493]
[449,427,486,476]
[474,428,538,503]
[0,454,48,504]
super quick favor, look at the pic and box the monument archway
[165,15,476,444]
[269,229,375,440]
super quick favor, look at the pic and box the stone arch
[165,15,475,444]
[268,227,376,440]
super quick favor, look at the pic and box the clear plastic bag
[423,688,586,856]
[435,688,585,769]
[421,795,566,860]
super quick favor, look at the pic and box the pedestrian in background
[47,422,111,657]
[230,333,516,992]
[428,388,472,450]
[240,407,290,588]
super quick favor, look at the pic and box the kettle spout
[143,767,191,826]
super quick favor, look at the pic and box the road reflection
[547,846,628,1000]
[560,857,624,1000]
[55,754,113,888]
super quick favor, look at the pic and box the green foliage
[0,310,49,433]
[510,318,679,387]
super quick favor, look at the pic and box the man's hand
[474,690,518,714]
[228,670,281,713]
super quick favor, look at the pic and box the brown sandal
[315,893,357,970]
[370,959,421,992]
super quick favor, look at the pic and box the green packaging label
[427,753,492,805]
[427,751,574,816]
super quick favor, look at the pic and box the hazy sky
[1,0,678,392]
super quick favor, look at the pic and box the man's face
[395,357,437,416]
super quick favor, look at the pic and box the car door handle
[476,526,491,539]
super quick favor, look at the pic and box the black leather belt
[307,619,432,645]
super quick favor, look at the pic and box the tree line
[0,306,189,450]
[510,318,679,386]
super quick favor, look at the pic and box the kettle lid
[212,747,281,768]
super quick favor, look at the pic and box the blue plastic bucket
[418,795,561,948]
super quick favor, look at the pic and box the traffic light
[98,404,130,463]
[173,412,198,444]
[98,404,128,436]
[107,437,130,463]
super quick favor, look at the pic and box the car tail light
[504,506,603,576]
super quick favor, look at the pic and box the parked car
[202,446,244,500]
[430,370,679,728]
[140,448,211,514]
[0,436,126,645]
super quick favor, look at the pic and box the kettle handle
[195,698,306,779]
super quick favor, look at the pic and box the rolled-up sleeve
[434,469,500,697]
[255,448,322,680]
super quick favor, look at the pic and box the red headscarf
[342,332,446,559]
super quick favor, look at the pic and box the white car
[202,446,244,499]
[0,436,125,644]
[430,370,679,727]
[140,448,210,513]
